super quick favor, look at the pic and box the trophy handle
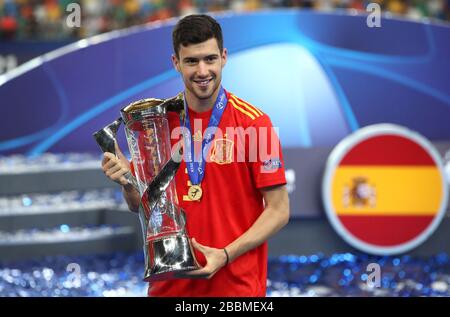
[145,142,183,210]
[93,117,140,190]
[123,171,139,189]
[92,117,123,154]
[162,93,184,113]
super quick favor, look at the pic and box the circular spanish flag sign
[323,124,448,255]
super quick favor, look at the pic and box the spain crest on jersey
[210,135,233,164]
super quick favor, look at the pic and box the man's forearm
[122,183,141,212]
[225,204,289,263]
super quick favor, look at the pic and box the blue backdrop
[1,10,449,155]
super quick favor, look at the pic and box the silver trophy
[93,94,199,281]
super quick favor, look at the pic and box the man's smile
[193,78,213,87]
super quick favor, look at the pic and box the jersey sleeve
[248,114,287,189]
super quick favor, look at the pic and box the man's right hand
[101,152,131,186]
[101,144,140,212]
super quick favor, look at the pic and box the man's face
[172,38,227,101]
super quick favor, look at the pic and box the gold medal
[188,185,203,201]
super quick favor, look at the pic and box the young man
[102,14,290,297]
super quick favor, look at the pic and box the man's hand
[100,143,140,212]
[175,238,228,279]
[101,152,130,186]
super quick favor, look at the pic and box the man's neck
[185,86,221,113]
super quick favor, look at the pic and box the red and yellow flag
[326,128,447,254]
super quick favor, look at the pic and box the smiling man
[174,36,224,112]
[102,14,290,297]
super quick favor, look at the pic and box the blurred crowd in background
[0,0,449,40]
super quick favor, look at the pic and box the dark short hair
[172,14,223,58]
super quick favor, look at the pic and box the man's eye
[185,59,197,65]
[205,56,217,63]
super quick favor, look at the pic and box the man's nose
[196,61,209,77]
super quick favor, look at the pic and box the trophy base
[144,232,199,282]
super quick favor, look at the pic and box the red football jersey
[132,90,286,296]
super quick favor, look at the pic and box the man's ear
[221,48,228,68]
[172,54,180,72]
